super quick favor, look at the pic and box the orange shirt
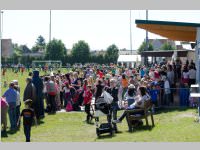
[122,78,128,88]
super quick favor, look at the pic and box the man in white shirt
[188,65,196,87]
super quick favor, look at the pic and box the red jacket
[83,90,93,105]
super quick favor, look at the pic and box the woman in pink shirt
[1,97,9,132]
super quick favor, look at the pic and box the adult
[107,79,119,132]
[1,97,9,133]
[32,70,44,119]
[188,65,196,87]
[167,65,175,104]
[3,82,17,130]
[46,75,57,113]
[182,66,189,84]
[23,77,36,108]
[124,84,136,107]
[113,87,150,124]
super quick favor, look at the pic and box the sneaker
[112,120,122,123]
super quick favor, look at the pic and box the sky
[1,10,200,50]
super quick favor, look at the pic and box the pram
[92,95,115,137]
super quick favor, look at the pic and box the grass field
[1,69,200,142]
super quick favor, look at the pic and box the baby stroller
[92,92,115,137]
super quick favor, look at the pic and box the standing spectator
[188,65,196,87]
[83,85,93,123]
[121,74,128,100]
[108,79,119,132]
[2,82,17,130]
[162,76,171,106]
[32,70,44,119]
[23,78,36,108]
[1,97,9,133]
[17,99,37,142]
[167,65,175,104]
[182,66,189,84]
[14,85,21,129]
[46,76,57,113]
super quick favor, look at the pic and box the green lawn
[1,70,200,142]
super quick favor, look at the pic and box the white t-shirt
[182,71,189,79]
[130,94,150,108]
[189,69,196,79]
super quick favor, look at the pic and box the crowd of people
[1,58,197,141]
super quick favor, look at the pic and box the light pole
[1,11,3,39]
[130,10,133,54]
[49,10,51,42]
[145,10,149,66]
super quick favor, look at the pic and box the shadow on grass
[96,133,117,140]
[127,125,154,133]
[154,107,195,115]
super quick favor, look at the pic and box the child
[83,85,93,123]
[149,83,159,113]
[17,99,37,142]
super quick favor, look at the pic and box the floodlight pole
[130,10,133,54]
[145,10,149,66]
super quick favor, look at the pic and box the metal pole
[1,11,3,39]
[130,10,132,54]
[49,10,51,42]
[145,10,149,66]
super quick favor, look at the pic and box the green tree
[45,38,66,60]
[105,44,119,64]
[161,42,176,50]
[32,35,46,52]
[71,40,90,64]
[137,41,154,54]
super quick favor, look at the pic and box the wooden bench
[125,100,155,132]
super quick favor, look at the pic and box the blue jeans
[24,125,31,142]
[8,102,17,129]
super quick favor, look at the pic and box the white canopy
[117,55,141,63]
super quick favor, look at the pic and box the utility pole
[1,11,3,39]
[130,10,133,54]
[145,10,149,66]
[49,10,51,42]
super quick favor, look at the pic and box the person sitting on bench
[113,86,150,123]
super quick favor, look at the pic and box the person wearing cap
[124,84,136,107]
[2,82,17,130]
[17,99,37,142]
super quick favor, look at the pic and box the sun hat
[128,84,135,89]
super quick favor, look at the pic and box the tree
[105,44,119,64]
[32,35,46,52]
[161,42,176,50]
[137,41,154,54]
[45,38,66,60]
[71,40,90,64]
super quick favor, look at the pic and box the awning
[141,50,194,57]
[117,55,141,62]
[135,20,200,42]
